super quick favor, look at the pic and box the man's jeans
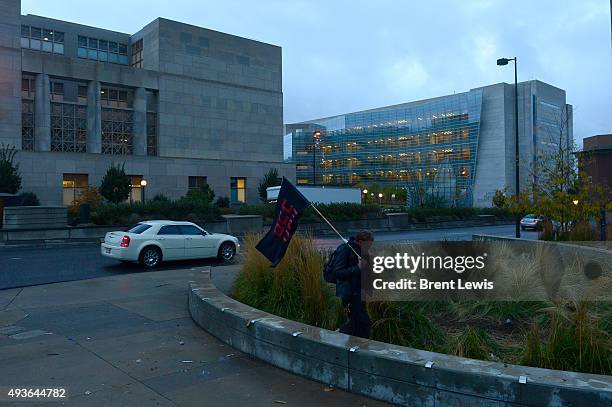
[339,296,371,339]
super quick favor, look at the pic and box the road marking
[0,325,25,335]
[10,329,49,340]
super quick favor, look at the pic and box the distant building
[286,80,572,207]
[0,0,293,205]
[577,134,612,193]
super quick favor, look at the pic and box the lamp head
[140,179,147,187]
[497,58,510,66]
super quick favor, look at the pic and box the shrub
[258,168,280,202]
[522,302,612,375]
[151,194,169,202]
[0,143,21,194]
[492,190,506,208]
[568,221,596,241]
[91,198,220,225]
[233,233,343,329]
[215,196,230,208]
[183,185,215,204]
[99,163,131,204]
[20,192,39,206]
[448,326,499,360]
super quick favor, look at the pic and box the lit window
[62,173,88,206]
[230,177,246,203]
[127,175,143,203]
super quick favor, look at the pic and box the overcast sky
[23,0,612,143]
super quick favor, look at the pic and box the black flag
[256,177,310,266]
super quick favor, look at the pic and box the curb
[188,268,612,407]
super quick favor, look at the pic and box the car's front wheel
[139,246,162,269]
[218,242,236,262]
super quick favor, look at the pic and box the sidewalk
[0,266,388,406]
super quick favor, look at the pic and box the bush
[215,196,230,208]
[239,202,383,222]
[258,168,280,202]
[151,194,169,202]
[99,163,131,204]
[0,143,21,194]
[69,186,103,222]
[20,192,39,206]
[522,303,611,375]
[233,233,343,329]
[183,185,215,204]
[92,198,220,225]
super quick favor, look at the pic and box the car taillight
[120,235,130,247]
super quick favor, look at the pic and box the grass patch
[232,234,611,375]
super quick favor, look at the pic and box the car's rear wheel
[139,246,162,269]
[218,242,236,262]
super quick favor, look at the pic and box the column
[34,73,50,151]
[86,80,101,153]
[132,87,147,156]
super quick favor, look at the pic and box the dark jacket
[333,238,362,302]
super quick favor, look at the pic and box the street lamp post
[140,179,147,202]
[497,56,520,238]
[362,189,368,204]
[312,130,322,186]
[378,192,383,205]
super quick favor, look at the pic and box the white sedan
[101,220,240,268]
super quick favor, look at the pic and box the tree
[258,168,280,202]
[506,105,602,238]
[492,190,506,209]
[0,143,22,194]
[99,163,131,204]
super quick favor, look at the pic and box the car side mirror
[201,230,208,236]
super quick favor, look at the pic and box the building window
[21,100,34,151]
[50,102,87,153]
[62,173,88,206]
[21,25,64,54]
[50,81,64,102]
[101,108,133,155]
[230,177,246,203]
[101,86,131,108]
[128,175,143,202]
[146,112,157,156]
[130,39,143,68]
[21,77,35,99]
[188,176,207,190]
[78,85,88,104]
[78,35,128,65]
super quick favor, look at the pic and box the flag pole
[309,203,362,259]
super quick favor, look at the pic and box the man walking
[332,230,374,339]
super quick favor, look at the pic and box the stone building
[0,0,293,205]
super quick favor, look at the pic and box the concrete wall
[3,206,67,229]
[189,269,612,407]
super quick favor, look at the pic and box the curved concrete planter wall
[188,269,612,406]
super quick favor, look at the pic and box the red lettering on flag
[273,199,298,242]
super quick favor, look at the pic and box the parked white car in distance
[101,220,240,268]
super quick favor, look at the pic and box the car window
[179,225,203,235]
[127,224,152,234]
[157,225,180,235]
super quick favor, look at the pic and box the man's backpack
[323,244,344,284]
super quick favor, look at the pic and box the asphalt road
[0,224,537,290]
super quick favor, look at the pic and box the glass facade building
[288,90,483,207]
